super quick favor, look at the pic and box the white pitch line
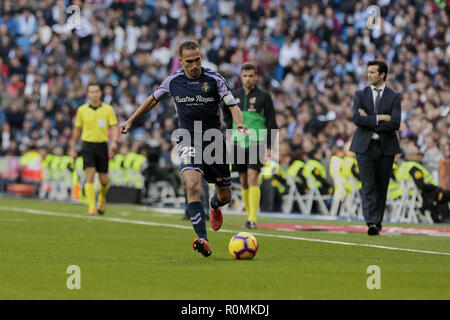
[0,206,194,231]
[1,206,449,256]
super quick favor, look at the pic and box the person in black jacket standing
[350,60,401,235]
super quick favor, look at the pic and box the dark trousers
[356,139,394,227]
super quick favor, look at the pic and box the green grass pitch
[0,197,449,300]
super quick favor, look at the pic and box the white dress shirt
[371,83,385,140]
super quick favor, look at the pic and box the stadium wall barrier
[106,186,141,204]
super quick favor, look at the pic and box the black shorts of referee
[231,142,265,173]
[81,141,109,173]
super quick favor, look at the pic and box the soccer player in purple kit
[120,40,248,257]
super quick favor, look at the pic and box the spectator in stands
[422,135,444,174]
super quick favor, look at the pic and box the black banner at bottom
[0,300,441,318]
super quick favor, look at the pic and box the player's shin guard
[248,186,261,223]
[98,183,110,203]
[84,183,96,213]
[187,201,208,241]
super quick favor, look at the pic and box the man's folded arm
[352,91,377,129]
[375,93,401,133]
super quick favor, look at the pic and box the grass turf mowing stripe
[1,205,449,257]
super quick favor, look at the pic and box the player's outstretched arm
[120,95,159,134]
[228,105,249,136]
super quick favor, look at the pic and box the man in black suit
[350,60,401,235]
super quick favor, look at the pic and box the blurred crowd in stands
[0,0,449,184]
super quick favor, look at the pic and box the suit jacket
[350,86,401,155]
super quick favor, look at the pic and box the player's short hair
[241,62,256,73]
[178,40,200,57]
[367,60,388,81]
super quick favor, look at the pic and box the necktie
[374,88,382,114]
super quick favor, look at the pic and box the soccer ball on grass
[228,232,258,260]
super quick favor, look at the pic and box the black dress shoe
[368,224,380,236]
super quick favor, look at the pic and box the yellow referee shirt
[75,103,118,143]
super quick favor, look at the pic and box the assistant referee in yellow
[69,83,119,215]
